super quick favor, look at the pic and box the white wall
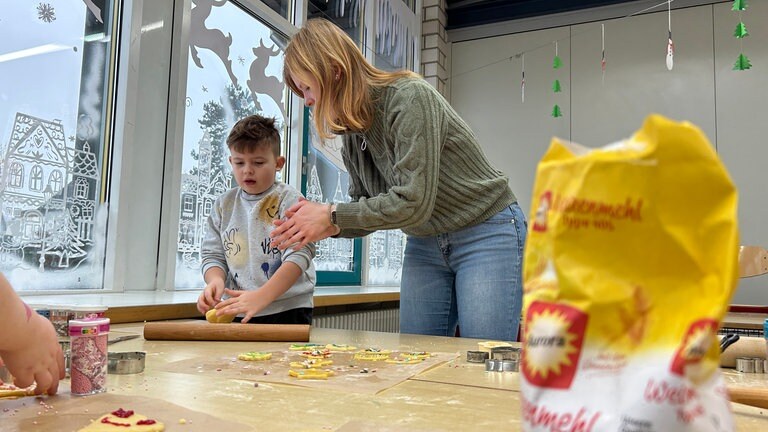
[449,1,768,304]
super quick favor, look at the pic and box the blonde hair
[284,18,418,139]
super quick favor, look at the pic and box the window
[48,170,64,193]
[30,165,44,192]
[9,163,23,188]
[0,2,117,290]
[172,1,290,289]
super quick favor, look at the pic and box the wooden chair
[739,245,768,278]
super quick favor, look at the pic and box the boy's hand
[197,279,225,314]
[0,313,64,395]
[216,289,269,324]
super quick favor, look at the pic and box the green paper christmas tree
[734,22,749,38]
[552,80,562,93]
[732,0,747,11]
[733,53,752,70]
[553,56,562,69]
[732,0,751,71]
[552,105,563,118]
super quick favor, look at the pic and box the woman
[271,18,526,341]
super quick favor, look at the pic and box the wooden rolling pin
[143,322,310,342]
[728,386,768,410]
[720,336,766,368]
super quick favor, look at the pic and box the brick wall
[421,0,449,97]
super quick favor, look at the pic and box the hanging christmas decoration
[552,42,563,118]
[601,23,606,83]
[666,0,674,71]
[732,0,752,70]
[521,54,525,103]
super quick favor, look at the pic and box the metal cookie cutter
[491,347,520,361]
[108,352,146,374]
[736,357,756,373]
[467,351,489,363]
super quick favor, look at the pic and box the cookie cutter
[108,351,146,374]
[491,347,520,361]
[467,350,489,363]
[736,357,756,373]
[485,358,519,372]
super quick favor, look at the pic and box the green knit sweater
[335,77,517,237]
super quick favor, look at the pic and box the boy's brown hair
[226,115,281,156]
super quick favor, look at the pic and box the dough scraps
[205,308,235,324]
[78,408,164,432]
[237,351,273,361]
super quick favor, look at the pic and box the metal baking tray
[108,351,146,374]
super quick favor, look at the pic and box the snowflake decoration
[202,85,208,93]
[68,135,75,142]
[238,55,245,66]
[37,3,56,23]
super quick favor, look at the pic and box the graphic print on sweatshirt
[259,193,280,223]
[223,228,241,258]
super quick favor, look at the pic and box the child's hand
[0,313,64,395]
[216,289,269,323]
[197,279,225,314]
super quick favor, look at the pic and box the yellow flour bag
[521,114,739,431]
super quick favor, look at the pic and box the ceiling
[445,0,637,30]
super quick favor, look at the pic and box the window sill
[21,286,400,324]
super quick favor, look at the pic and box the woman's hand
[215,289,269,323]
[270,200,337,251]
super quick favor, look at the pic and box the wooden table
[4,323,768,431]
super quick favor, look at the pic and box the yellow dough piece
[325,343,357,351]
[299,349,332,359]
[353,349,392,361]
[288,369,335,380]
[237,351,273,361]
[385,357,424,364]
[399,351,432,359]
[206,308,235,324]
[478,341,513,353]
[78,409,164,432]
[290,359,333,369]
[289,343,324,351]
[0,381,35,399]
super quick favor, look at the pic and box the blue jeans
[400,204,527,341]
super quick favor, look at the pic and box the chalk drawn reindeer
[247,40,284,116]
[189,0,238,87]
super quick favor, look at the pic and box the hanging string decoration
[666,0,674,71]
[521,54,526,103]
[552,42,563,118]
[601,23,606,83]
[732,0,752,70]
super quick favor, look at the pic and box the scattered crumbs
[264,371,270,375]
[179,418,187,424]
[254,383,259,388]
[216,368,222,372]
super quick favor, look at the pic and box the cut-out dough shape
[237,351,273,361]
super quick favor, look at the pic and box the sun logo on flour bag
[532,191,552,232]
[670,319,719,384]
[523,301,588,389]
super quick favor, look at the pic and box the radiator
[313,308,400,333]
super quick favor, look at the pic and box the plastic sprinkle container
[69,317,110,395]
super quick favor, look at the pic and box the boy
[197,115,316,324]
